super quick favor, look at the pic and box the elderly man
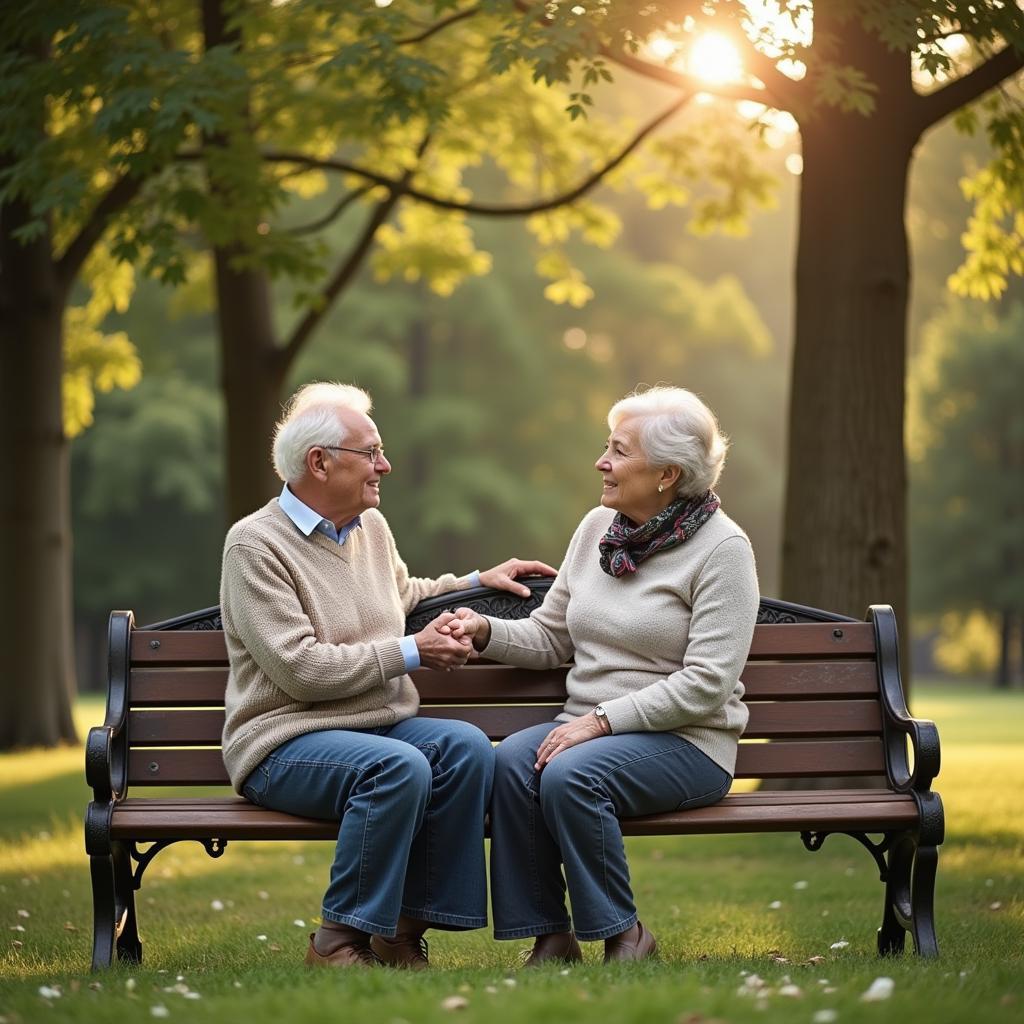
[220,382,555,969]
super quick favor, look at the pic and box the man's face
[325,408,391,516]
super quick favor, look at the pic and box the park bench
[85,581,944,970]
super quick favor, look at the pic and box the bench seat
[108,790,921,841]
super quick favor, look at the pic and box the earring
[658,484,664,493]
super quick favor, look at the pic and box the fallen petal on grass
[812,1011,838,1023]
[151,1005,170,1018]
[38,986,62,1000]
[793,880,809,890]
[440,996,468,1011]
[210,900,225,911]
[768,900,782,910]
[829,941,849,951]
[861,977,895,1002]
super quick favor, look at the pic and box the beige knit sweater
[482,506,759,775]
[220,499,472,791]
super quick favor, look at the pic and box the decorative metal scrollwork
[128,838,229,888]
[800,830,896,881]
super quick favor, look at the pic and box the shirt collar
[278,484,360,542]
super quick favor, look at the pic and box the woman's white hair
[608,385,728,499]
[272,382,373,484]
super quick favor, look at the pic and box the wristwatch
[594,704,611,734]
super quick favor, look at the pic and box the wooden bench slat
[127,699,882,748]
[130,621,878,667]
[127,659,880,708]
[110,790,916,841]
[126,737,886,786]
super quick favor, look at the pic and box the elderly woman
[451,386,759,965]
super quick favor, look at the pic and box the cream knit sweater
[482,506,759,775]
[220,499,472,791]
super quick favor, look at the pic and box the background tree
[0,1,226,747]
[908,297,1024,688]
[181,0,777,523]
[492,0,1024,639]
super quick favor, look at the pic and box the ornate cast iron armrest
[85,726,116,804]
[868,604,941,794]
[85,611,135,805]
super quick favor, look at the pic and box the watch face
[595,706,606,717]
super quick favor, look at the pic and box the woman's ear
[660,464,682,492]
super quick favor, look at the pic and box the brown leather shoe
[304,933,381,968]
[522,931,583,968]
[370,932,430,970]
[603,921,657,963]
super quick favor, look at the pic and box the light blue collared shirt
[278,485,421,670]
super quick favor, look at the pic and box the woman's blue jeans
[490,722,731,941]
[241,718,495,937]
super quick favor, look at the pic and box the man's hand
[534,713,608,771]
[478,558,557,599]
[446,608,491,652]
[414,612,473,670]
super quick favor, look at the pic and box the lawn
[1,684,1021,1024]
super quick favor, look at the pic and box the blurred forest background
[3,1,1023,744]
[70,107,1019,688]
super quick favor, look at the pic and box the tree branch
[396,4,481,46]
[200,93,689,219]
[917,43,1024,130]
[276,139,430,371]
[54,171,145,288]
[285,184,374,235]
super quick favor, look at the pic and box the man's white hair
[608,385,728,499]
[272,382,373,484]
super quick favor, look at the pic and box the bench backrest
[108,594,905,791]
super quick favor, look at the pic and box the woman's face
[595,415,670,525]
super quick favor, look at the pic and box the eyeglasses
[319,444,386,464]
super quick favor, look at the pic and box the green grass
[1,685,1021,1023]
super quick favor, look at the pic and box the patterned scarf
[598,491,721,578]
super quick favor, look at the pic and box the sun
[688,32,744,84]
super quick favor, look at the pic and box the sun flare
[688,32,744,84]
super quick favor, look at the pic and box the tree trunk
[995,608,1011,689]
[0,194,78,748]
[213,252,286,523]
[783,27,919,642]
[202,0,286,524]
[768,26,919,792]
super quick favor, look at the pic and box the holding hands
[423,557,557,667]
[414,612,473,670]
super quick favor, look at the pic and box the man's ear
[306,446,330,482]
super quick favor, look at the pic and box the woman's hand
[445,608,491,651]
[534,712,609,771]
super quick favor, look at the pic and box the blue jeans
[490,722,731,941]
[241,718,495,936]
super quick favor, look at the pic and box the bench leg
[909,843,940,957]
[877,832,913,956]
[89,855,117,970]
[877,832,940,958]
[112,840,143,965]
